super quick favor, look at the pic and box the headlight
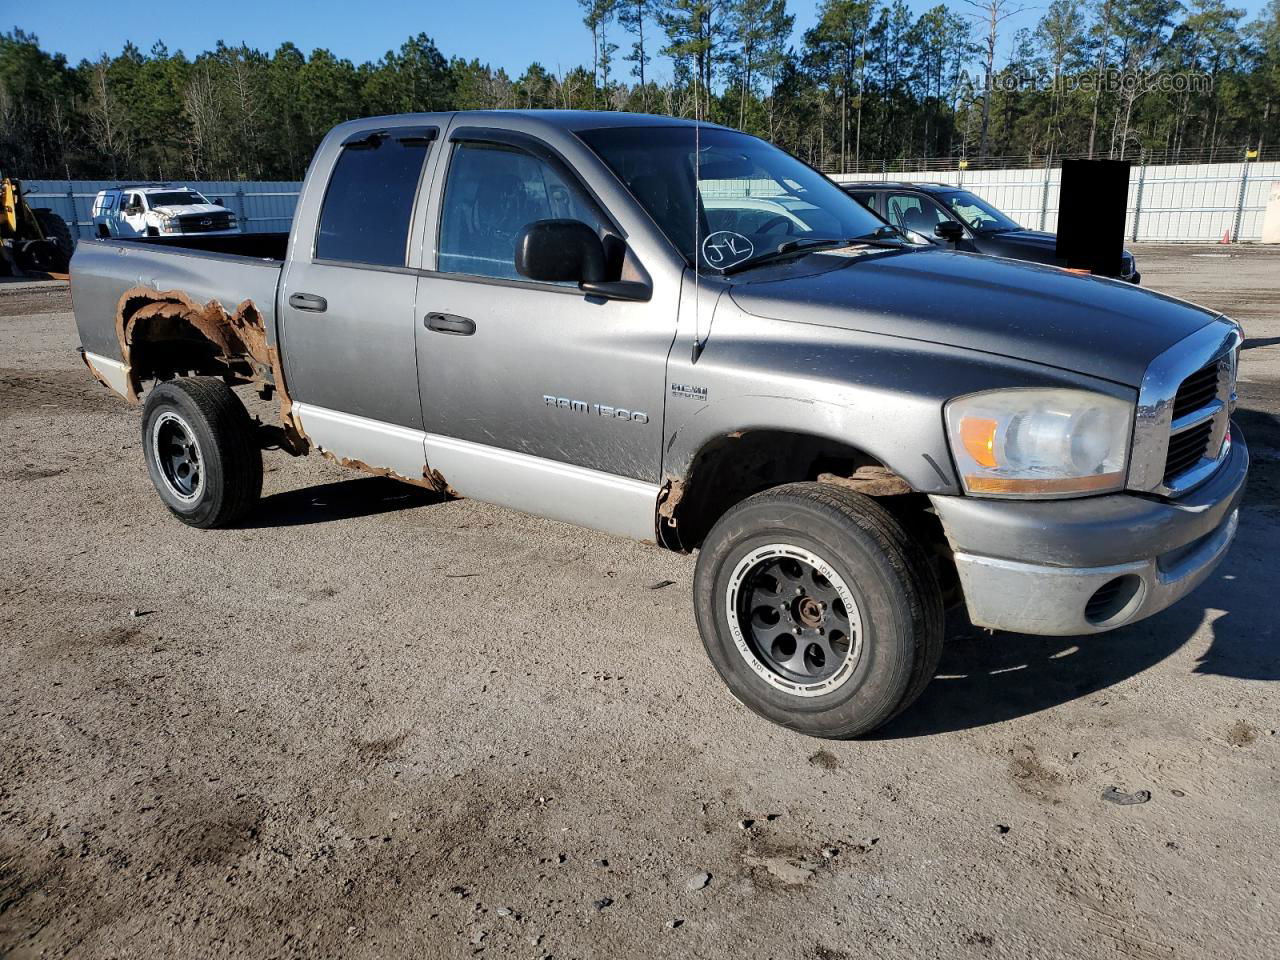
[945,388,1132,497]
[160,217,179,233]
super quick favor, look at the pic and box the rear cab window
[315,128,435,267]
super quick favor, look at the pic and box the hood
[979,229,1134,264]
[728,248,1217,387]
[983,228,1058,251]
[150,203,228,217]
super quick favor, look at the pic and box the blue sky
[20,0,1272,79]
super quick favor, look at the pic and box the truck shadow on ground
[246,476,444,527]
[874,533,1278,740]
[877,404,1280,740]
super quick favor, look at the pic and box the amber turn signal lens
[959,416,998,468]
[962,471,1124,495]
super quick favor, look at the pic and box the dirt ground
[1,246,1277,960]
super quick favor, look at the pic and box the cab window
[437,140,607,282]
[315,131,432,267]
[849,191,877,213]
[885,192,951,235]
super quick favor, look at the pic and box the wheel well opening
[661,432,881,550]
[659,430,960,604]
[127,313,245,386]
[113,288,307,455]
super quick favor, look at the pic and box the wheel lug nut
[795,588,803,596]
[792,627,801,635]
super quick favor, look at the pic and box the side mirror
[934,220,964,243]
[515,219,606,284]
[213,197,223,206]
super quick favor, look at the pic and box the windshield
[577,125,888,272]
[939,190,1020,233]
[147,191,208,207]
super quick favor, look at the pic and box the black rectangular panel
[1056,159,1129,277]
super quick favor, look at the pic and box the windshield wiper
[719,233,904,276]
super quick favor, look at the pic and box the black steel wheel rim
[153,411,202,501]
[728,545,861,693]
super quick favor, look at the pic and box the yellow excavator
[1,176,74,277]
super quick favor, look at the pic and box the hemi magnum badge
[670,383,708,401]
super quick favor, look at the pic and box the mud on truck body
[70,110,1247,738]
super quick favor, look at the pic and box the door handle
[289,292,328,312]
[425,313,476,336]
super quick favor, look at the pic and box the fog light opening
[1084,574,1144,626]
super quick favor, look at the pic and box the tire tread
[142,377,262,528]
[695,481,945,737]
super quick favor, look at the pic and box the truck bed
[70,234,286,369]
[120,232,290,261]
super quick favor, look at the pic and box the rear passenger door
[848,190,879,215]
[278,125,436,478]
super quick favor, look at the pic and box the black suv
[842,181,1140,284]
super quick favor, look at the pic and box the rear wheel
[33,209,74,269]
[141,378,262,528]
[693,482,944,738]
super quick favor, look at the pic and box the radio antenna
[692,69,703,363]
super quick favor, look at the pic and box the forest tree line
[2,0,1279,182]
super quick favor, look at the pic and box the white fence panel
[22,180,303,240]
[834,160,1280,243]
[19,163,1280,246]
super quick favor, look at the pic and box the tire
[141,378,262,528]
[693,482,944,739]
[33,209,74,268]
[145,226,159,237]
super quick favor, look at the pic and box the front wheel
[693,482,944,738]
[141,378,262,528]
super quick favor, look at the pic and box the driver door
[121,193,148,237]
[413,126,678,537]
[885,191,974,250]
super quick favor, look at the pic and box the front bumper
[929,425,1248,635]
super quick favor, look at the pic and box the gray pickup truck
[71,110,1247,738]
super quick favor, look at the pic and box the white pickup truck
[91,185,239,239]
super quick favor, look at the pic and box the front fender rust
[817,466,912,496]
[115,286,307,453]
[656,476,687,521]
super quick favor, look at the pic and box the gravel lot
[2,246,1278,959]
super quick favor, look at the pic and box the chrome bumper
[930,425,1248,636]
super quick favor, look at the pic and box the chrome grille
[177,213,233,233]
[1164,420,1213,483]
[1170,362,1220,420]
[1129,321,1240,498]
